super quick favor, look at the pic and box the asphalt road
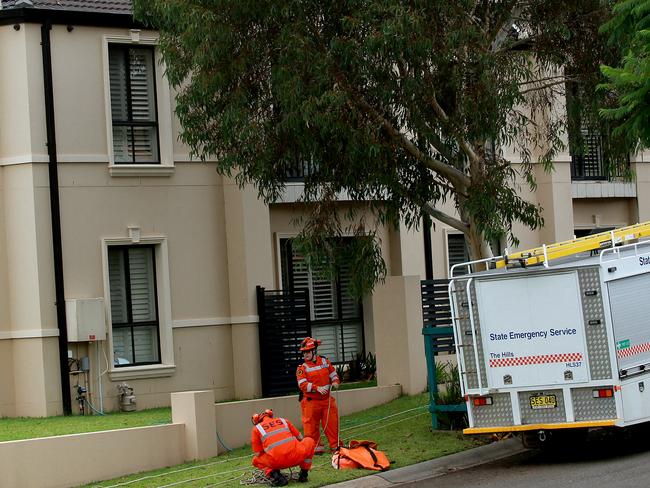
[402,428,650,488]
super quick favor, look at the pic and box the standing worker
[251,409,315,486]
[296,337,341,454]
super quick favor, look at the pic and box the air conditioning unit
[65,298,106,342]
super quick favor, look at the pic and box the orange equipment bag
[331,440,390,471]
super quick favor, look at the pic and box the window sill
[109,364,176,381]
[109,164,175,177]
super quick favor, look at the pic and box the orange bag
[331,440,390,471]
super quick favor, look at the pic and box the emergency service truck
[449,222,650,446]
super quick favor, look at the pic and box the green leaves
[600,0,650,148]
[135,0,617,293]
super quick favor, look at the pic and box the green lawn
[85,393,488,488]
[0,408,171,442]
[0,381,378,442]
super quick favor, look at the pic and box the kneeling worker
[251,409,315,486]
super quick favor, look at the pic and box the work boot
[269,470,288,487]
[298,469,309,482]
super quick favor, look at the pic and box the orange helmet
[251,408,273,425]
[300,337,321,352]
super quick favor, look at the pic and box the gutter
[41,19,71,415]
[0,7,141,28]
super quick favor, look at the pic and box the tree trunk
[463,214,494,271]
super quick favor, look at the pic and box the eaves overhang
[0,7,143,28]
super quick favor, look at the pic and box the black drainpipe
[41,20,72,415]
[423,214,433,280]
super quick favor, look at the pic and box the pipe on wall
[41,20,72,415]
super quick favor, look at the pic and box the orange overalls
[296,355,340,453]
[251,417,315,476]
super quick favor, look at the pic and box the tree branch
[428,94,481,167]
[517,74,571,86]
[422,202,469,234]
[336,74,471,188]
[490,2,523,53]
[520,79,567,95]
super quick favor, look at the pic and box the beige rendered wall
[634,162,650,223]
[573,198,635,229]
[78,326,236,412]
[534,161,574,244]
[372,276,427,395]
[0,24,47,162]
[215,385,401,451]
[393,221,426,278]
[2,164,62,416]
[223,179,275,400]
[56,163,239,410]
[0,424,185,488]
[42,23,260,410]
[58,164,229,318]
[0,342,15,416]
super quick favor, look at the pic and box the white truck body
[450,239,650,435]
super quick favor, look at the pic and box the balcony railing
[570,131,629,181]
[570,131,607,181]
[284,160,318,182]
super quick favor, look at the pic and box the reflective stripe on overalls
[255,419,296,453]
[303,357,329,393]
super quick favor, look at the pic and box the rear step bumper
[464,419,618,435]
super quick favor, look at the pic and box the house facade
[1,0,649,417]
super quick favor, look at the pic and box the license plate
[529,394,557,409]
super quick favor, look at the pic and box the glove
[331,382,340,390]
[317,385,330,395]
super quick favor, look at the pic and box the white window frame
[102,33,175,177]
[102,235,175,380]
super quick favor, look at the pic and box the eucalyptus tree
[135,0,614,294]
[600,0,650,148]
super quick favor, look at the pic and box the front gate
[256,286,311,397]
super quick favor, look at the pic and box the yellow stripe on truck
[464,419,618,435]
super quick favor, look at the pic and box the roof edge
[0,7,144,29]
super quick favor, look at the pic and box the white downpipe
[96,341,104,414]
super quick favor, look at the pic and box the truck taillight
[472,396,493,407]
[592,388,614,398]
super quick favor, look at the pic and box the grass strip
[85,393,487,488]
[0,408,171,442]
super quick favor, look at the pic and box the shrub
[362,351,376,380]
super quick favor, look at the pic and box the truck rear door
[474,272,589,389]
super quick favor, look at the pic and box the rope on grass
[340,404,428,433]
[238,468,300,486]
[239,469,272,486]
[102,453,254,487]
[105,401,429,488]
[155,465,251,488]
[354,411,429,436]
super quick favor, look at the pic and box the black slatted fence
[421,279,455,354]
[257,286,311,397]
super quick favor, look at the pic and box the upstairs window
[108,45,160,164]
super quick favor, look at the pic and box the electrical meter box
[65,298,106,342]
